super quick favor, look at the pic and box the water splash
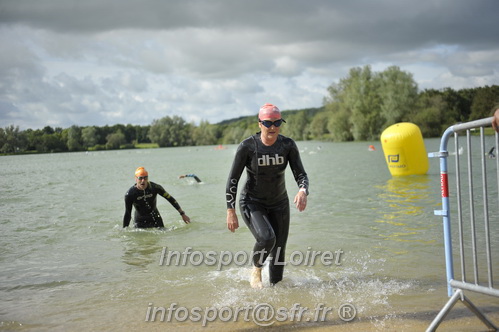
[202,250,415,324]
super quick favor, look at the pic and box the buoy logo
[387,154,400,163]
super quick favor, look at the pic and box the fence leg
[461,295,498,331]
[427,289,498,331]
[426,289,462,332]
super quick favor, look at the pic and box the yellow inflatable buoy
[380,122,429,176]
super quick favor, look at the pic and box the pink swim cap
[258,103,281,120]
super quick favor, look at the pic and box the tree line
[1,65,498,155]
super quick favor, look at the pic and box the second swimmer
[123,167,191,228]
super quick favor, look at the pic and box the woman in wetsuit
[226,103,309,288]
[123,167,191,228]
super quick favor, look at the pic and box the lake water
[1,138,498,331]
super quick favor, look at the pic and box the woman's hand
[227,208,239,232]
[294,191,308,212]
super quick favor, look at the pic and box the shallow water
[1,138,498,331]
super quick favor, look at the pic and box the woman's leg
[240,202,276,267]
[268,202,290,284]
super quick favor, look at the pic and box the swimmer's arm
[162,191,181,211]
[161,191,191,224]
[226,143,249,232]
[179,174,202,183]
[225,144,248,210]
[288,141,309,195]
[187,174,202,182]
[288,141,309,212]
[155,184,182,211]
[123,195,133,228]
[155,183,191,224]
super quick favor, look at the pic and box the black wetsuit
[226,133,309,284]
[123,182,182,228]
[185,174,202,183]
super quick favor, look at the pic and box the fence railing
[427,117,498,331]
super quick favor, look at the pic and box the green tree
[82,126,99,148]
[282,110,308,140]
[469,85,499,120]
[308,111,330,140]
[221,126,246,145]
[378,66,418,128]
[96,126,111,146]
[325,65,421,140]
[106,130,126,149]
[328,65,382,140]
[192,120,217,146]
[24,129,41,151]
[42,126,55,135]
[411,93,447,137]
[40,132,67,153]
[149,116,192,147]
[67,125,83,151]
[439,87,469,124]
[0,125,27,153]
[324,102,353,141]
[124,124,137,144]
[136,125,151,143]
[456,88,476,121]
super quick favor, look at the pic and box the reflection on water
[120,227,178,269]
[373,175,436,252]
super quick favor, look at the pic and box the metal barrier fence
[427,117,498,331]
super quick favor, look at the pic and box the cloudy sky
[1,0,498,130]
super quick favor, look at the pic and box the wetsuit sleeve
[187,174,202,183]
[123,191,133,228]
[288,140,309,195]
[226,142,249,209]
[156,184,184,213]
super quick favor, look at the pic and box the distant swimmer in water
[123,167,191,228]
[488,147,496,159]
[179,174,202,183]
[225,103,309,289]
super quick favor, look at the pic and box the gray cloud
[0,0,498,129]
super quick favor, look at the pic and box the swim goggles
[259,119,286,128]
